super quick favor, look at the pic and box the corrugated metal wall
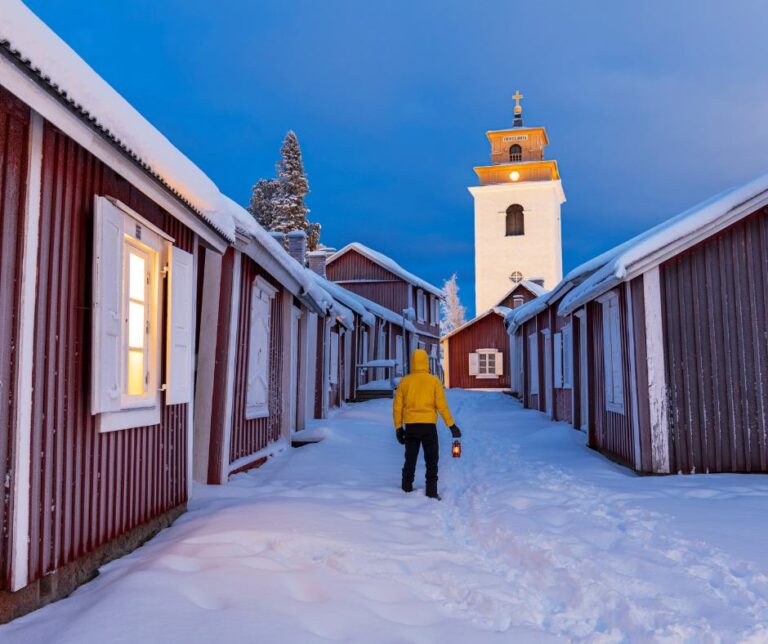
[630,276,653,472]
[0,86,30,591]
[662,208,768,473]
[447,313,510,389]
[588,291,635,467]
[27,121,191,583]
[229,255,284,465]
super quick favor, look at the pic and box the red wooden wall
[27,121,192,584]
[661,207,768,473]
[587,287,635,467]
[0,86,30,591]
[447,312,510,389]
[550,307,573,423]
[229,254,284,465]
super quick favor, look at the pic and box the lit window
[125,245,151,399]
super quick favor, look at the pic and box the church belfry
[468,91,565,313]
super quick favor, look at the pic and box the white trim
[220,251,242,483]
[186,235,198,497]
[193,249,222,483]
[110,197,175,243]
[625,283,643,471]
[600,290,625,415]
[227,438,288,475]
[10,110,43,592]
[0,55,229,252]
[643,267,670,473]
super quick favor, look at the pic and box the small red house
[441,308,510,390]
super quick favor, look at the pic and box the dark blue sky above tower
[25,0,768,315]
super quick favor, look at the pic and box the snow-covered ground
[4,391,768,643]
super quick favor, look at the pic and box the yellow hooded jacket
[393,349,455,428]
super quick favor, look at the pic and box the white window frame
[513,295,525,309]
[553,332,563,389]
[329,330,340,385]
[92,197,175,433]
[598,291,625,414]
[431,297,440,325]
[245,275,278,419]
[562,323,573,389]
[416,289,427,322]
[528,333,539,395]
[472,348,504,379]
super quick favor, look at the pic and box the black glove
[396,428,406,445]
[450,424,462,439]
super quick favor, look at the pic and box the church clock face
[509,271,523,283]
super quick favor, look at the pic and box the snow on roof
[441,307,510,341]
[328,243,443,297]
[504,292,554,334]
[559,173,768,315]
[307,271,376,327]
[0,0,235,241]
[494,279,547,306]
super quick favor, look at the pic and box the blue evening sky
[25,0,768,316]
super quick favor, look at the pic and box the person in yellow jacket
[393,349,461,500]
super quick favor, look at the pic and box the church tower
[469,91,565,313]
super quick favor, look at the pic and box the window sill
[246,404,270,421]
[606,401,625,415]
[476,374,500,379]
[97,402,162,432]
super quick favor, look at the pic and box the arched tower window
[506,204,524,236]
[509,144,522,162]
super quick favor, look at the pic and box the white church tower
[469,91,565,313]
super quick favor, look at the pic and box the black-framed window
[509,144,522,161]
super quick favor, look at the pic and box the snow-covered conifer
[440,273,466,334]
[247,178,282,230]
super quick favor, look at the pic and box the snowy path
[4,391,768,643]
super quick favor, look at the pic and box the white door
[578,313,589,432]
[543,330,552,416]
[289,306,300,433]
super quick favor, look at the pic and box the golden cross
[512,90,524,109]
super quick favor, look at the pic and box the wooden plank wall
[27,121,191,584]
[550,307,573,423]
[447,313,509,389]
[228,255,284,465]
[588,291,635,467]
[0,86,30,591]
[662,207,768,473]
[630,275,653,472]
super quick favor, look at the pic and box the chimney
[308,250,327,278]
[270,231,286,248]
[287,230,307,265]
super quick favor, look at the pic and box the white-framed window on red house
[469,348,503,379]
[416,289,427,322]
[91,196,194,432]
[246,275,278,419]
[598,291,624,414]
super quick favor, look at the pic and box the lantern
[452,440,461,458]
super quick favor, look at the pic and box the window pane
[128,301,145,349]
[129,252,146,302]
[127,349,145,396]
[488,354,496,372]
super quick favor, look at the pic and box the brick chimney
[308,250,327,278]
[286,230,307,265]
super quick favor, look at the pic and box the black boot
[426,492,441,501]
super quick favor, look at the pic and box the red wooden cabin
[326,242,443,376]
[441,308,511,390]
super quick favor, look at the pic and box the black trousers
[402,423,439,497]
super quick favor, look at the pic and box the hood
[410,349,429,374]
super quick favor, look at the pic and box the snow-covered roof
[0,0,234,241]
[559,172,768,315]
[328,243,443,297]
[441,307,510,341]
[494,279,547,307]
[307,271,376,327]
[504,292,554,334]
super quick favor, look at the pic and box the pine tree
[247,178,282,230]
[248,131,322,251]
[440,273,466,334]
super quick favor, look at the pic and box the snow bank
[0,0,239,240]
[559,173,768,314]
[329,242,444,297]
[5,392,768,642]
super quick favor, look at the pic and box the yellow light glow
[509,171,520,182]
[129,252,146,302]
[128,301,145,348]
[127,350,145,396]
